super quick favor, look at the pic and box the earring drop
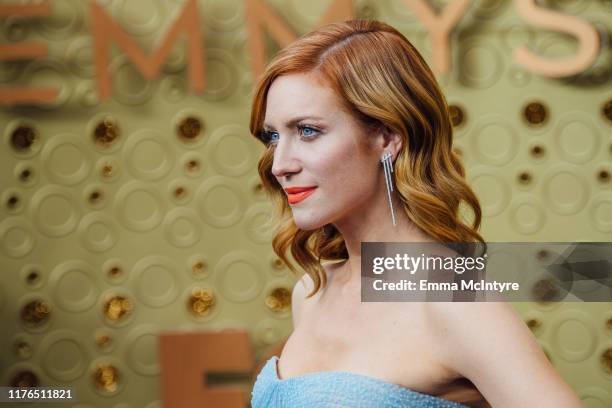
[381,151,396,227]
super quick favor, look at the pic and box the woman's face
[263,72,382,231]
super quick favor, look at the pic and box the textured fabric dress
[251,356,471,408]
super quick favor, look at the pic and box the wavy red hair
[250,19,485,299]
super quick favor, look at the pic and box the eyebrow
[263,115,325,130]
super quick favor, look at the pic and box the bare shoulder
[426,301,525,337]
[425,302,583,407]
[425,301,540,371]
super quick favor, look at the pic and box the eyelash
[262,125,320,146]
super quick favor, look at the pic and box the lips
[284,186,317,204]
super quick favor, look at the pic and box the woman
[249,19,583,408]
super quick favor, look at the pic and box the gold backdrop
[1,0,611,407]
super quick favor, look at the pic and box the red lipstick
[284,186,317,204]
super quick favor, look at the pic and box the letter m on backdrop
[90,0,205,101]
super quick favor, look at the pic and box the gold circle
[95,333,113,351]
[101,163,114,177]
[530,145,545,158]
[89,190,103,204]
[21,299,50,326]
[14,339,32,359]
[10,370,39,387]
[532,278,559,302]
[192,261,207,276]
[103,295,133,322]
[518,171,532,185]
[177,116,203,141]
[19,168,32,182]
[11,125,38,151]
[92,363,120,393]
[188,287,215,317]
[186,159,200,173]
[174,186,186,199]
[597,170,610,183]
[272,258,285,270]
[265,287,291,312]
[26,270,39,286]
[107,266,122,279]
[536,249,549,261]
[526,318,541,331]
[7,194,19,209]
[93,117,120,147]
[523,101,547,126]
[448,104,465,127]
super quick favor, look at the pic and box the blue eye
[262,125,320,146]
[263,130,279,145]
[297,125,319,139]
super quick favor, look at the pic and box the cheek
[311,147,377,199]
[304,127,377,199]
[308,143,354,183]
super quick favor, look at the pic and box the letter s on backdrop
[513,0,600,77]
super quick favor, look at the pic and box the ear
[380,125,402,162]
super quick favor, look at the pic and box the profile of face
[263,72,384,231]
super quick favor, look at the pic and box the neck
[330,193,435,288]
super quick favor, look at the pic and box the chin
[291,212,328,231]
[293,219,324,231]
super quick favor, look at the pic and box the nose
[271,134,301,179]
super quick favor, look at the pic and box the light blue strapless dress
[251,356,470,408]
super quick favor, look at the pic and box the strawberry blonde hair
[250,20,485,298]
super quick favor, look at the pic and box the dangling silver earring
[381,150,397,227]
